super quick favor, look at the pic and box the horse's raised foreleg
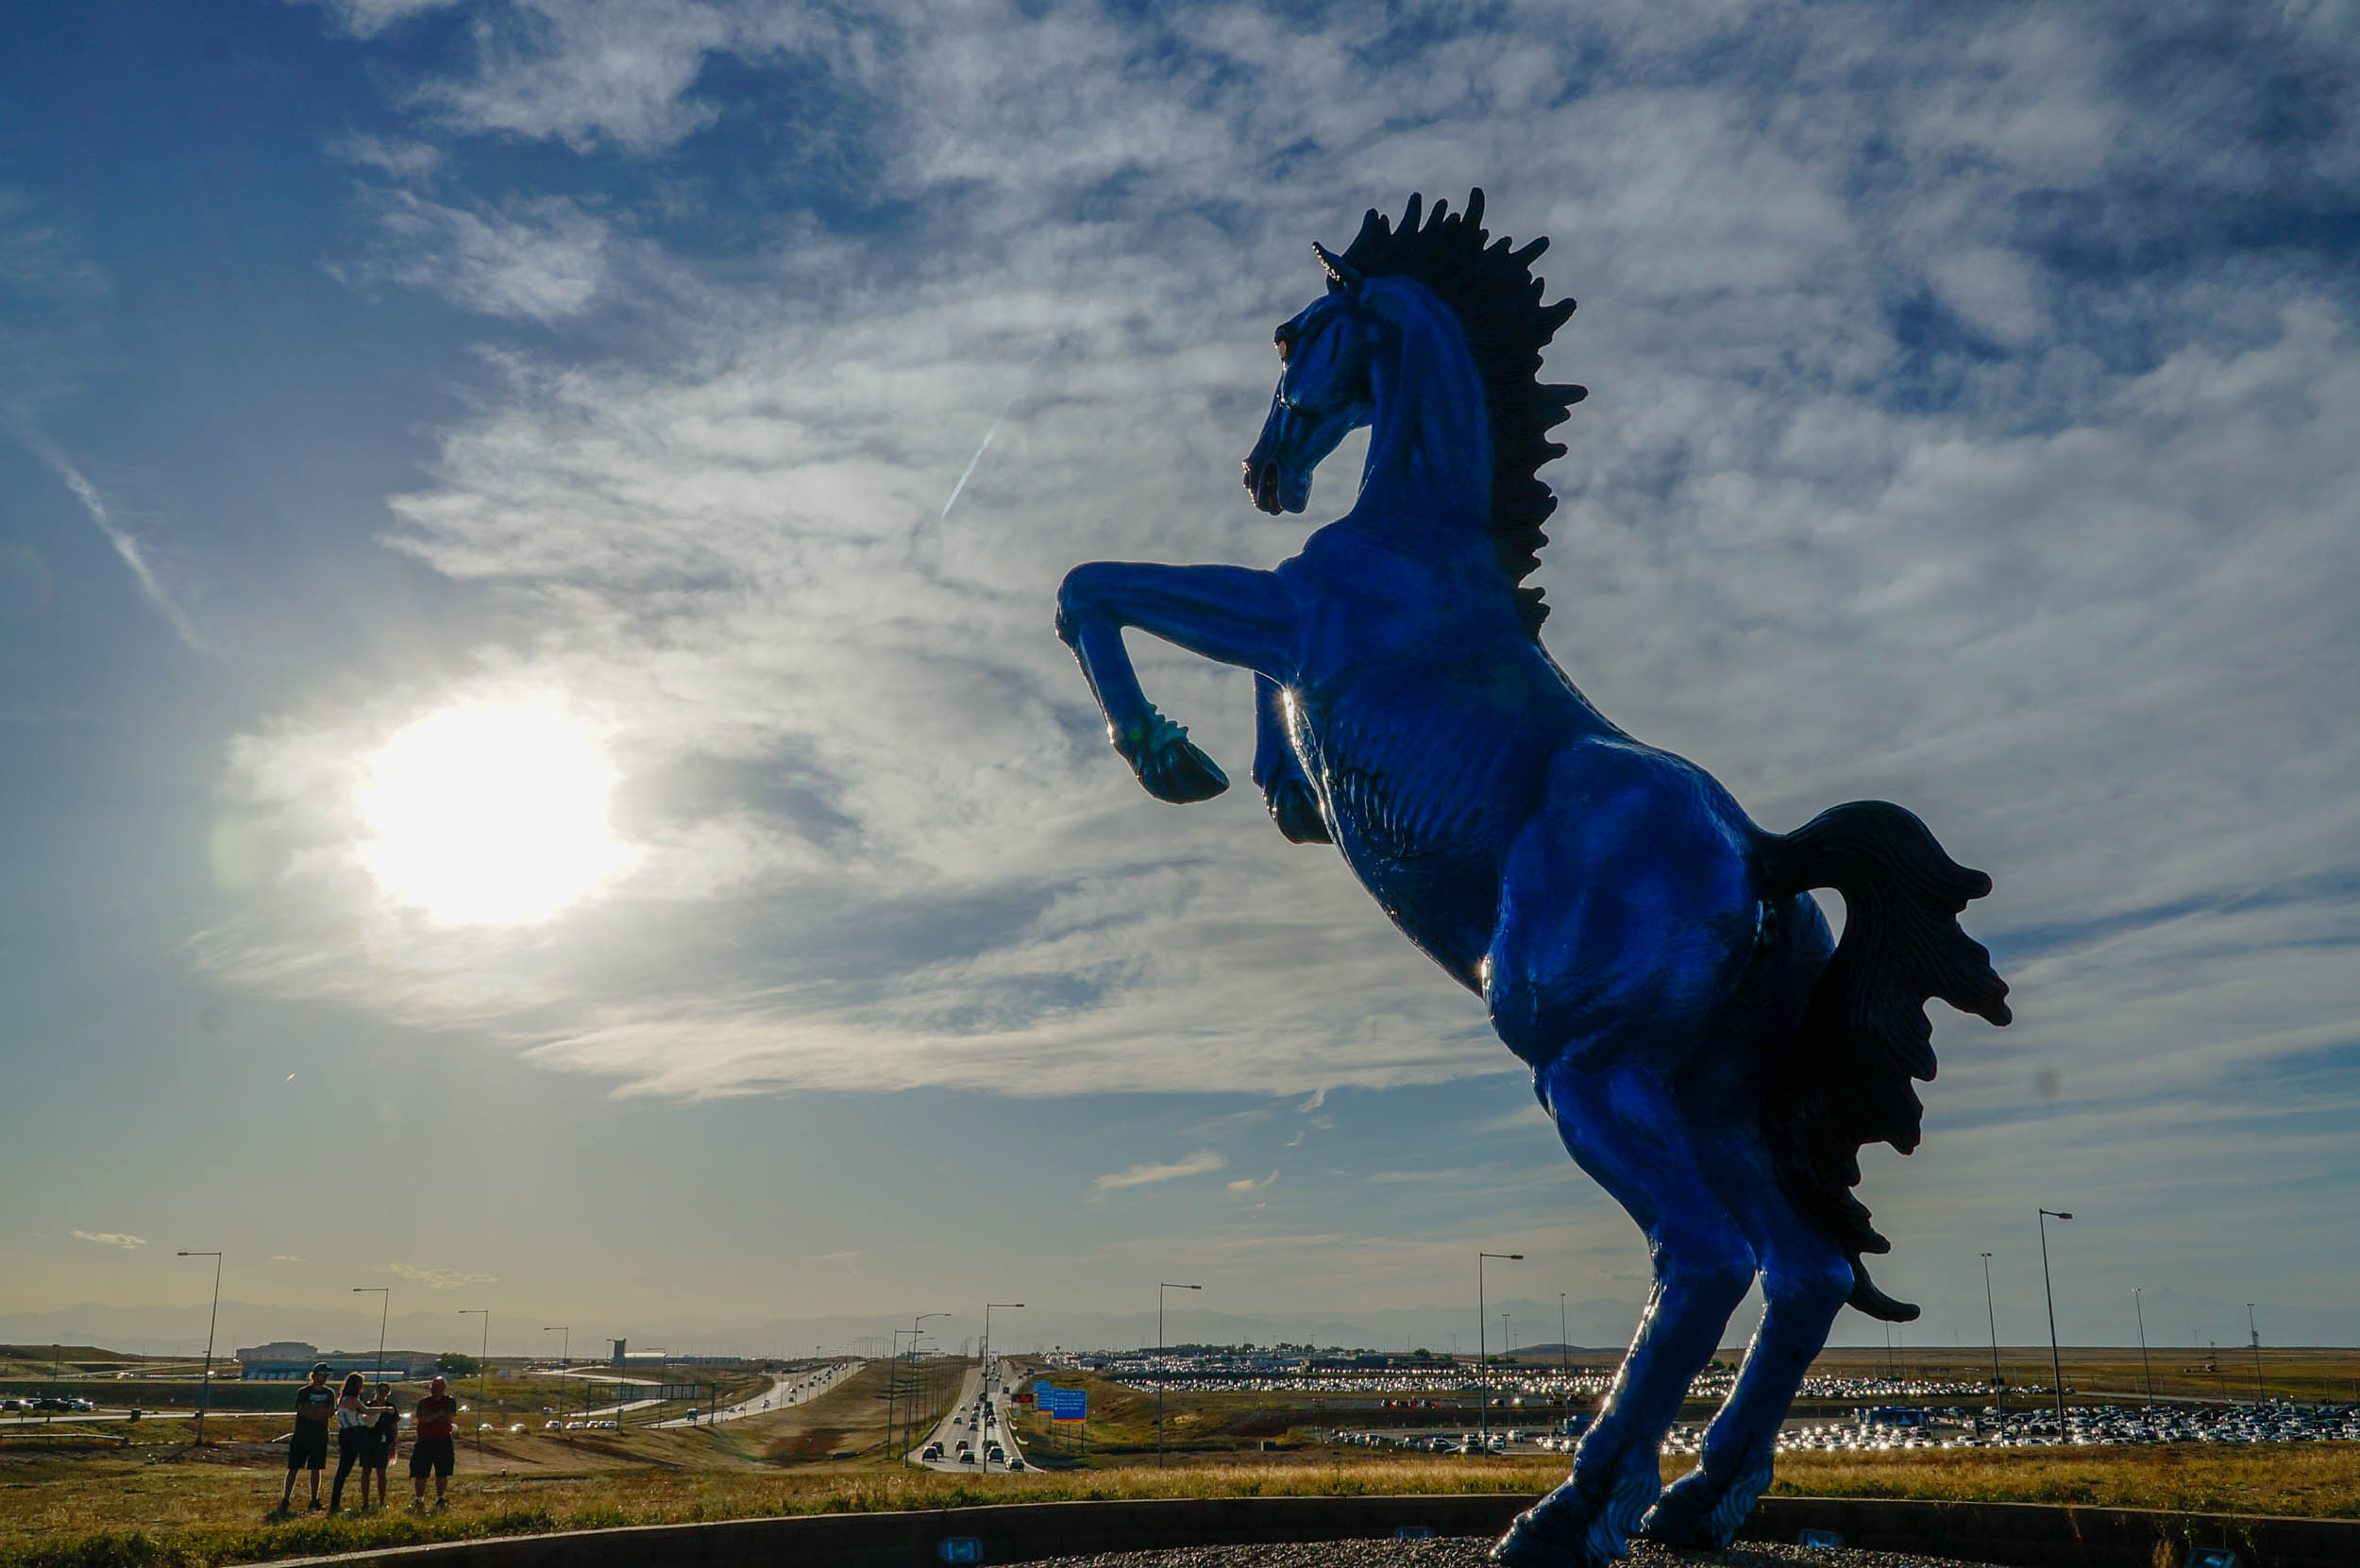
[1495,1059,1759,1568]
[1252,674,1330,843]
[1054,562,1298,803]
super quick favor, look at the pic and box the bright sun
[361,703,630,926]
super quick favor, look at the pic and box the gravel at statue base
[1025,1541,2003,1568]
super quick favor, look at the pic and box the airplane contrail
[12,426,212,655]
[937,337,1054,521]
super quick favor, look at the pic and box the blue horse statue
[1055,192,2010,1564]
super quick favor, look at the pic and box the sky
[3,0,2357,1365]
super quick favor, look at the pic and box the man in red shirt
[409,1375,460,1509]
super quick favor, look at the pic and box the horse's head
[1243,243,1376,515]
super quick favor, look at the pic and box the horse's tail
[1758,801,2011,1324]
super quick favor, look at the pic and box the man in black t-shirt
[278,1364,336,1512]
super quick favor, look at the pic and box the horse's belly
[1299,694,1545,984]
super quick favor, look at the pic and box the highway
[908,1358,1030,1473]
[651,1358,861,1428]
[3,1359,865,1434]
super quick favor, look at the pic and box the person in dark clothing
[409,1374,459,1509]
[329,1372,374,1511]
[362,1383,398,1508]
[278,1364,336,1512]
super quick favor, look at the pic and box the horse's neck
[1350,279,1493,540]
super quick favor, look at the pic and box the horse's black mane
[1330,189,1585,635]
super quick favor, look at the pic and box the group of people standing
[277,1362,460,1514]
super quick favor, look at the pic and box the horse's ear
[1313,241,1363,295]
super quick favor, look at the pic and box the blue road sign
[936,1536,985,1563]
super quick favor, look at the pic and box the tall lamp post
[982,1304,1022,1471]
[1155,1283,1200,1467]
[544,1325,570,1371]
[176,1252,223,1446]
[354,1287,391,1380]
[887,1328,914,1458]
[2035,1209,2072,1438]
[1559,1292,1571,1438]
[907,1313,946,1460]
[2248,1305,2266,1405]
[2133,1290,2154,1409]
[1979,1253,2002,1422]
[459,1310,489,1455]
[1476,1252,1522,1453]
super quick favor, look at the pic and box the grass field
[4,1347,2355,1568]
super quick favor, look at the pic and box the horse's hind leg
[1493,1058,1757,1568]
[1643,1030,1853,1547]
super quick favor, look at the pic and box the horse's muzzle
[1245,458,1285,514]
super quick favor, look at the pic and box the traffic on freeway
[908,1358,1029,1473]
[655,1358,861,1428]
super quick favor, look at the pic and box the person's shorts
[410,1435,455,1478]
[287,1424,329,1471]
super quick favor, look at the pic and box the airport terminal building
[235,1341,440,1381]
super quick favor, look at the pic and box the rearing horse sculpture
[1055,192,2010,1566]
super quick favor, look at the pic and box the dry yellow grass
[3,1435,2356,1568]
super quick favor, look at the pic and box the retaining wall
[267,1492,2360,1568]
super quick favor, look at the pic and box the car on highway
[921,1442,944,1460]
[959,1451,978,1464]
[1004,1455,1025,1471]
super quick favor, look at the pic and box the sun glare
[361,703,630,926]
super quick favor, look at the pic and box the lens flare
[361,703,629,925]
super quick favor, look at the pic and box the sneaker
[432,1497,448,1510]
[308,1499,324,1510]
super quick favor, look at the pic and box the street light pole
[2036,1209,2072,1438]
[544,1325,570,1371]
[908,1313,946,1461]
[1559,1291,1570,1438]
[176,1252,222,1446]
[983,1305,1021,1472]
[888,1328,913,1458]
[2248,1305,2266,1405]
[1156,1283,1201,1467]
[354,1287,391,1381]
[459,1310,489,1455]
[1980,1253,2001,1422]
[2133,1290,2153,1409]
[1476,1252,1522,1454]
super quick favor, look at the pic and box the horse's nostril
[1253,463,1281,512]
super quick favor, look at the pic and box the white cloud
[302,0,461,38]
[391,1263,498,1289]
[1096,1150,1225,1191]
[206,0,2360,1223]
[342,191,614,323]
[71,1231,146,1250]
[271,1255,306,1264]
[1226,1170,1278,1193]
[329,131,445,183]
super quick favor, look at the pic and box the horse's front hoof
[1138,734,1228,803]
